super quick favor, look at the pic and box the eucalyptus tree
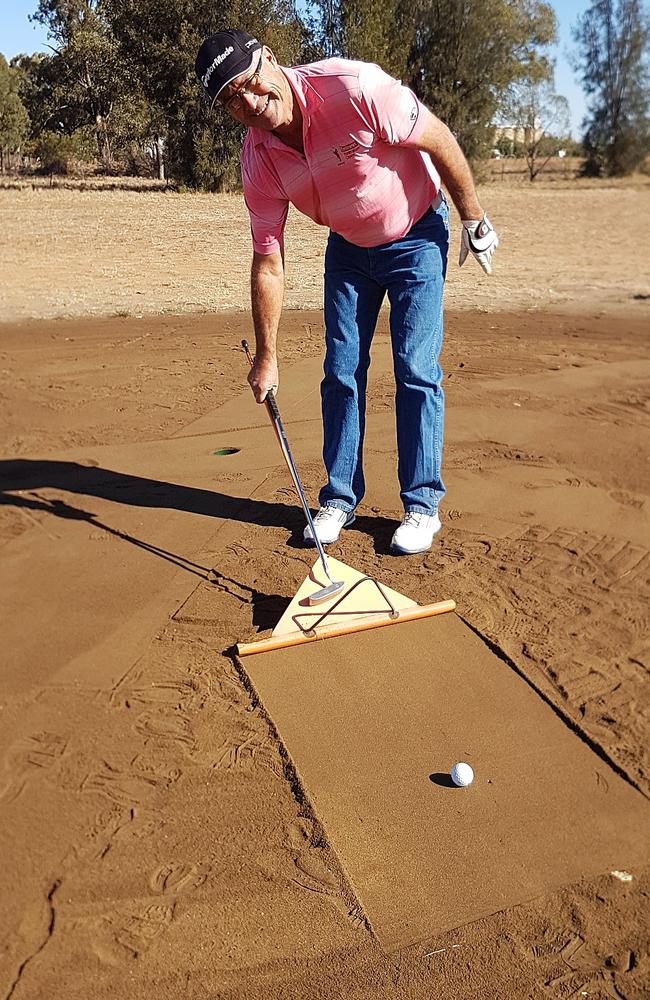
[307,0,558,161]
[104,0,308,188]
[573,0,650,175]
[30,0,129,163]
[504,74,571,179]
[0,55,30,172]
[401,0,558,160]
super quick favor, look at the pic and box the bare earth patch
[1,177,649,323]
[1,179,649,999]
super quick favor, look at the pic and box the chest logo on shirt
[332,140,363,165]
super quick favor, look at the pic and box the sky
[1,0,590,137]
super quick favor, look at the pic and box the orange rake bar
[236,599,456,656]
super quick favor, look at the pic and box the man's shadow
[0,460,399,629]
[0,459,397,550]
[0,457,297,528]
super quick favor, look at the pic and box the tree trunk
[95,115,112,167]
[155,136,165,181]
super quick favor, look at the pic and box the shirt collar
[282,65,324,114]
[248,63,322,147]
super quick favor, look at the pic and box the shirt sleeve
[356,62,429,147]
[241,140,290,255]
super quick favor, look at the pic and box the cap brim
[209,45,263,110]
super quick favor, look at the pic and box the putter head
[307,579,346,606]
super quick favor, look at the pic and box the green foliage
[11,54,58,138]
[190,118,243,190]
[104,0,308,188]
[400,0,558,160]
[573,0,650,176]
[309,0,558,160]
[11,0,564,183]
[31,126,96,173]
[0,55,30,158]
[310,0,405,73]
[28,0,130,162]
[17,0,310,185]
[494,135,515,157]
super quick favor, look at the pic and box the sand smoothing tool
[237,340,455,656]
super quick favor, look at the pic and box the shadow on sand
[0,461,401,631]
[0,458,398,553]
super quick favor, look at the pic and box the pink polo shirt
[241,58,440,253]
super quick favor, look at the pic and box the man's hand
[459,215,499,275]
[247,354,279,403]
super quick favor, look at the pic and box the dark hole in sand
[213,447,241,456]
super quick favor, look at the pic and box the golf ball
[450,762,474,787]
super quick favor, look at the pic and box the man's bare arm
[249,250,284,402]
[415,109,499,274]
[415,109,483,219]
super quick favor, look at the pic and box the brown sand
[245,612,650,952]
[1,182,650,997]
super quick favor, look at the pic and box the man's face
[219,47,290,131]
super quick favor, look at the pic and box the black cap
[195,29,262,108]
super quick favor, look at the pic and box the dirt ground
[1,180,650,999]
[1,176,649,323]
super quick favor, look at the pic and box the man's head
[195,29,292,131]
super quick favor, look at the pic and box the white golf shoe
[390,511,441,555]
[304,506,355,546]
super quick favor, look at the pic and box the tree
[32,127,96,173]
[573,0,650,176]
[0,55,30,172]
[311,0,556,158]
[30,0,130,164]
[308,0,559,160]
[400,0,558,160]
[504,75,571,179]
[311,0,403,74]
[104,0,309,189]
[11,54,59,139]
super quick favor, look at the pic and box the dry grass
[1,175,649,323]
[0,175,169,193]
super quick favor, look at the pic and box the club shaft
[242,341,333,583]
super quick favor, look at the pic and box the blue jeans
[319,196,449,515]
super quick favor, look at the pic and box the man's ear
[263,46,277,68]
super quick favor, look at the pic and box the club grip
[242,339,280,414]
[265,389,281,421]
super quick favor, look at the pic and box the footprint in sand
[134,709,195,749]
[67,805,134,864]
[262,817,366,932]
[149,861,210,896]
[81,761,181,808]
[86,903,175,965]
[610,488,645,509]
[0,732,68,803]
[67,805,162,865]
[214,729,281,775]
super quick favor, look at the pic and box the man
[195,30,498,554]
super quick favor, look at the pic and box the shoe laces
[403,512,424,526]
[314,506,341,522]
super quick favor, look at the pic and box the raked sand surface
[0,178,649,998]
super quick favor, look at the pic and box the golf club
[242,340,345,605]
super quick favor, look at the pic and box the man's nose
[241,91,259,112]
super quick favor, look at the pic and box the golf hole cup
[450,762,474,787]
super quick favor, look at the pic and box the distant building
[492,124,544,146]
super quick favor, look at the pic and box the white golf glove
[459,214,499,275]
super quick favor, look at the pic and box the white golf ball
[450,762,474,787]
